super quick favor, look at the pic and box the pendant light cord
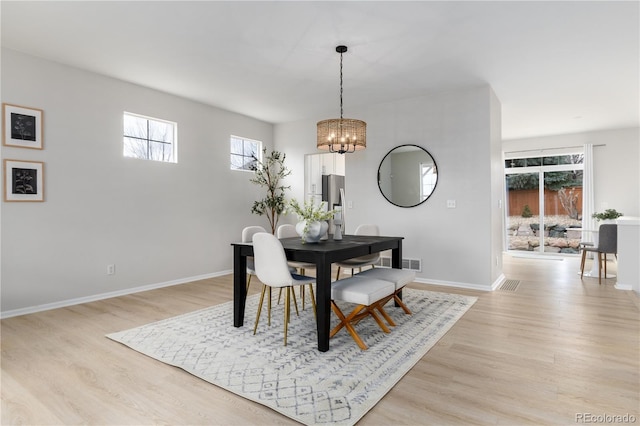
[339,50,344,120]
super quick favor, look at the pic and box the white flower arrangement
[287,199,335,242]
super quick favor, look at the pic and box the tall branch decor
[249,149,291,234]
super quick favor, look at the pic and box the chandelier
[317,45,366,154]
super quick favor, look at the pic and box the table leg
[392,241,403,306]
[233,245,247,327]
[315,256,331,352]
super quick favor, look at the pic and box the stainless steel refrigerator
[322,174,345,233]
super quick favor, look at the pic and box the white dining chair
[252,232,317,346]
[277,224,317,314]
[241,225,266,294]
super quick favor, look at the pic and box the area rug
[107,288,476,425]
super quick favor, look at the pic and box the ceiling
[1,1,638,140]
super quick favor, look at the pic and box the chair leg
[598,252,603,285]
[267,287,272,326]
[246,274,252,292]
[253,285,267,335]
[598,252,607,284]
[336,266,342,281]
[278,287,300,314]
[284,287,290,346]
[580,250,587,278]
[291,287,299,316]
[299,269,306,310]
[603,253,607,280]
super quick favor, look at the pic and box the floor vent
[499,279,521,292]
[377,256,422,272]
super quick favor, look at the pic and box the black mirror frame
[377,144,438,208]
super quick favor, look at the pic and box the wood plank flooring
[2,255,638,425]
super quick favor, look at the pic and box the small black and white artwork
[4,159,44,202]
[3,103,43,149]
[11,167,38,194]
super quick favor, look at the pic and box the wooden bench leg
[331,303,366,339]
[331,302,394,350]
[394,292,412,315]
[344,322,368,350]
[368,308,391,333]
[374,303,396,327]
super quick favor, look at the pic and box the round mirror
[377,144,438,208]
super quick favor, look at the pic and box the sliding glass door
[505,154,584,254]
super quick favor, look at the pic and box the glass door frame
[504,157,584,255]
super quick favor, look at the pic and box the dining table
[231,234,404,352]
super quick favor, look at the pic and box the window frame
[230,135,262,172]
[123,112,177,163]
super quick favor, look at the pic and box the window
[230,135,261,171]
[420,163,437,201]
[505,154,583,168]
[123,112,176,163]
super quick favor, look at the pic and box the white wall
[503,127,640,218]
[1,49,274,314]
[275,86,505,290]
[11,46,632,314]
[489,89,504,281]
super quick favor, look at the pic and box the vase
[295,220,329,243]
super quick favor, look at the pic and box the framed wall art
[3,159,44,202]
[2,103,44,149]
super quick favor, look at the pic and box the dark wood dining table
[231,234,404,352]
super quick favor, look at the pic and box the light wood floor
[2,255,638,425]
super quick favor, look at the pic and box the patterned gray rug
[107,288,476,425]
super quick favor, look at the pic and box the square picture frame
[2,103,44,149]
[3,159,45,202]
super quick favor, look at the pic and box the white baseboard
[0,270,232,319]
[413,276,497,292]
[492,273,507,291]
[2,269,501,319]
[614,282,633,291]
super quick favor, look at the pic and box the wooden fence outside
[508,188,583,217]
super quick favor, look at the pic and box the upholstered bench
[330,276,395,350]
[355,268,416,315]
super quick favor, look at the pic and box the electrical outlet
[447,199,456,208]
[107,264,115,275]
